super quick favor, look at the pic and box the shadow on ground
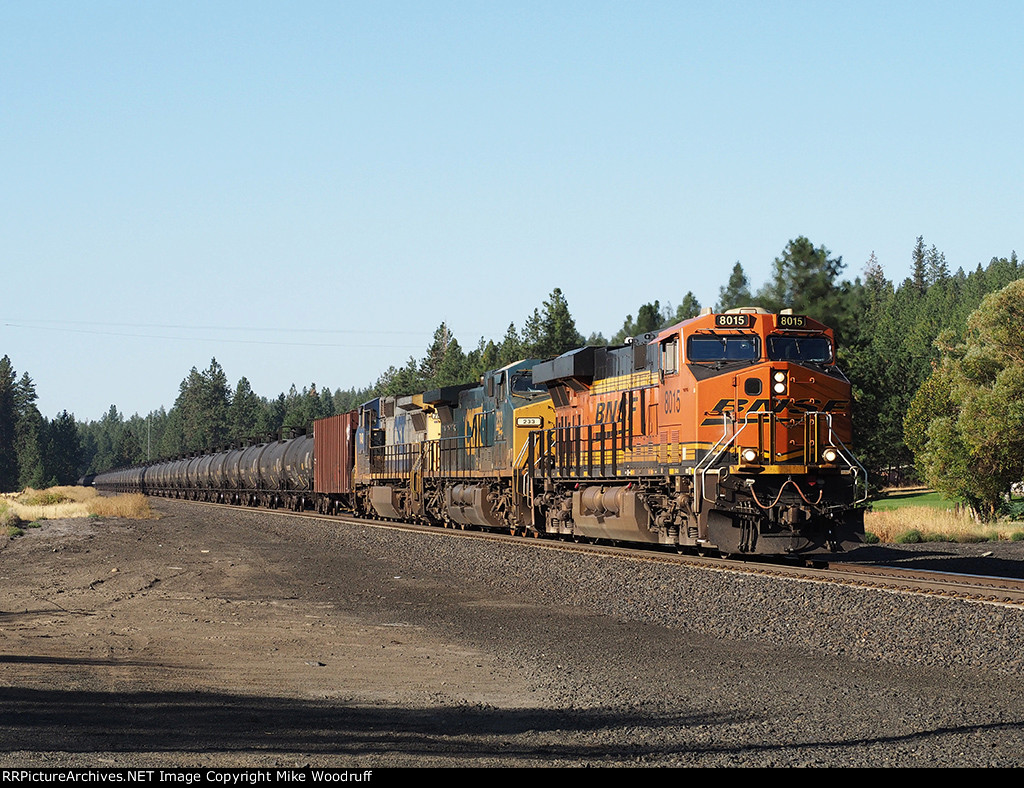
[0,684,733,761]
[836,544,1024,579]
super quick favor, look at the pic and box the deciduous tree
[906,280,1024,518]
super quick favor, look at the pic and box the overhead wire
[2,319,504,350]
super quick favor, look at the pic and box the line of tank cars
[92,307,867,556]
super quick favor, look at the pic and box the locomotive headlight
[741,448,759,463]
[773,371,787,382]
[773,381,787,394]
[772,370,787,395]
[821,447,839,463]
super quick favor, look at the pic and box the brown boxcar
[313,411,358,513]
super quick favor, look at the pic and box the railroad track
[154,496,1024,608]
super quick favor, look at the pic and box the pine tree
[420,323,467,388]
[15,409,46,488]
[524,288,584,358]
[925,245,949,286]
[670,292,702,322]
[46,411,81,485]
[319,387,335,419]
[157,407,185,458]
[757,237,845,315]
[497,322,523,365]
[200,359,231,448]
[374,358,422,397]
[230,377,263,442]
[173,359,231,451]
[911,235,927,296]
[264,393,287,436]
[521,309,542,356]
[14,372,46,488]
[0,357,20,490]
[91,405,124,472]
[612,301,670,344]
[863,252,889,305]
[716,263,752,311]
[174,367,205,451]
[282,384,330,432]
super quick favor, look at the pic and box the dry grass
[864,506,1024,544]
[3,486,156,524]
[0,501,21,535]
[87,493,154,519]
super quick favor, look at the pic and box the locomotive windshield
[510,371,547,396]
[766,335,833,364]
[687,335,760,363]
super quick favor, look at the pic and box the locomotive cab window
[511,371,547,397]
[766,335,833,364]
[687,335,760,363]
[660,336,679,375]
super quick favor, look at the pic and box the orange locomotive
[527,306,866,555]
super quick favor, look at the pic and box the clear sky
[2,1,1021,421]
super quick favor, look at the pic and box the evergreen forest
[2,235,1022,517]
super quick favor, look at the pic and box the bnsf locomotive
[93,307,866,556]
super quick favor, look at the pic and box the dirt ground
[0,500,547,767]
[4,497,1024,768]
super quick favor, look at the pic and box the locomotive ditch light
[821,447,839,463]
[741,448,760,464]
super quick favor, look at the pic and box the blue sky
[2,1,1021,420]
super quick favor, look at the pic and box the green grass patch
[1000,500,1024,520]
[871,489,958,511]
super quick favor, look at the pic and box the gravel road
[1,497,1022,767]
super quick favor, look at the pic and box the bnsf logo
[595,400,622,424]
[700,397,849,426]
[708,397,849,415]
